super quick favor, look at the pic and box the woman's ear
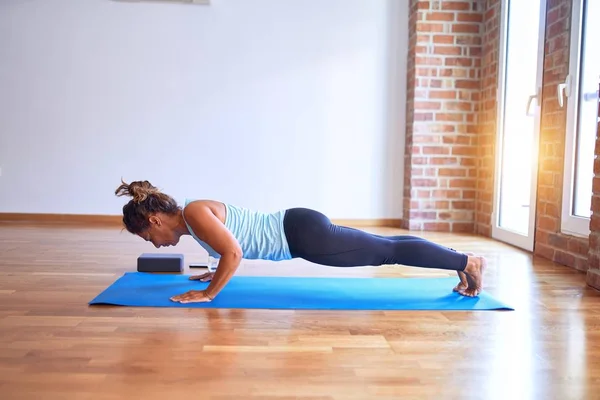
[149,215,162,227]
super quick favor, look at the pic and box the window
[560,0,599,237]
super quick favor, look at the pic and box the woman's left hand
[170,290,213,303]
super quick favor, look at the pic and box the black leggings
[282,208,468,271]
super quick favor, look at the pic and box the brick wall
[533,0,589,271]
[587,84,600,288]
[475,0,501,237]
[403,0,482,232]
[402,0,593,275]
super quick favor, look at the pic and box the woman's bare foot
[453,271,468,292]
[458,254,486,297]
[453,252,473,293]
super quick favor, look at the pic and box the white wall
[0,0,407,219]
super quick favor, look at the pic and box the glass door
[559,0,600,237]
[492,0,547,251]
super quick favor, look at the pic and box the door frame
[491,0,547,252]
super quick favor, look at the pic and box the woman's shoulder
[182,199,228,224]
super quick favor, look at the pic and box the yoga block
[137,253,184,273]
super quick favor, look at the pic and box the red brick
[548,233,568,249]
[426,12,455,21]
[442,135,471,145]
[538,216,558,231]
[441,1,471,11]
[439,211,472,221]
[415,101,442,110]
[554,250,576,267]
[416,56,444,66]
[453,222,475,232]
[417,190,432,199]
[470,46,482,57]
[455,79,479,89]
[410,211,438,220]
[594,177,600,196]
[590,233,600,250]
[589,252,600,270]
[465,124,478,134]
[432,189,462,198]
[457,13,483,23]
[417,22,445,33]
[546,203,559,218]
[458,90,472,101]
[430,90,458,99]
[430,157,460,165]
[414,112,434,121]
[536,229,550,245]
[414,124,455,133]
[415,45,429,54]
[433,35,455,44]
[478,225,491,236]
[422,146,451,155]
[452,23,480,34]
[568,237,589,257]
[456,35,482,45]
[574,257,589,272]
[411,178,438,187]
[451,146,475,156]
[411,168,424,177]
[591,195,600,213]
[413,135,441,144]
[452,200,475,210]
[436,113,465,122]
[449,179,477,188]
[548,20,567,39]
[538,172,554,186]
[418,200,451,209]
[416,68,439,77]
[590,214,600,231]
[439,168,467,177]
[434,46,462,56]
[536,243,556,260]
[445,101,473,111]
[412,157,428,165]
[417,1,431,10]
[440,68,469,78]
[463,190,477,199]
[423,222,451,231]
[445,57,473,67]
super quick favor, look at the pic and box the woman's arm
[170,201,242,303]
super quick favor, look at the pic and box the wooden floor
[0,222,598,400]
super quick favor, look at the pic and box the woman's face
[138,215,180,248]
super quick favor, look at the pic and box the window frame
[560,0,592,238]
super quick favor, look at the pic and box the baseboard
[0,213,403,228]
[0,213,122,226]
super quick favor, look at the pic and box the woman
[115,180,486,303]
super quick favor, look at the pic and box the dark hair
[114,179,180,234]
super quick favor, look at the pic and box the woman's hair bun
[115,179,160,203]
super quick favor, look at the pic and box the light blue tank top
[182,199,292,261]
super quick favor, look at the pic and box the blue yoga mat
[89,272,513,311]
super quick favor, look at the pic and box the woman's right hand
[189,272,215,282]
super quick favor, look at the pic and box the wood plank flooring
[0,222,599,399]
